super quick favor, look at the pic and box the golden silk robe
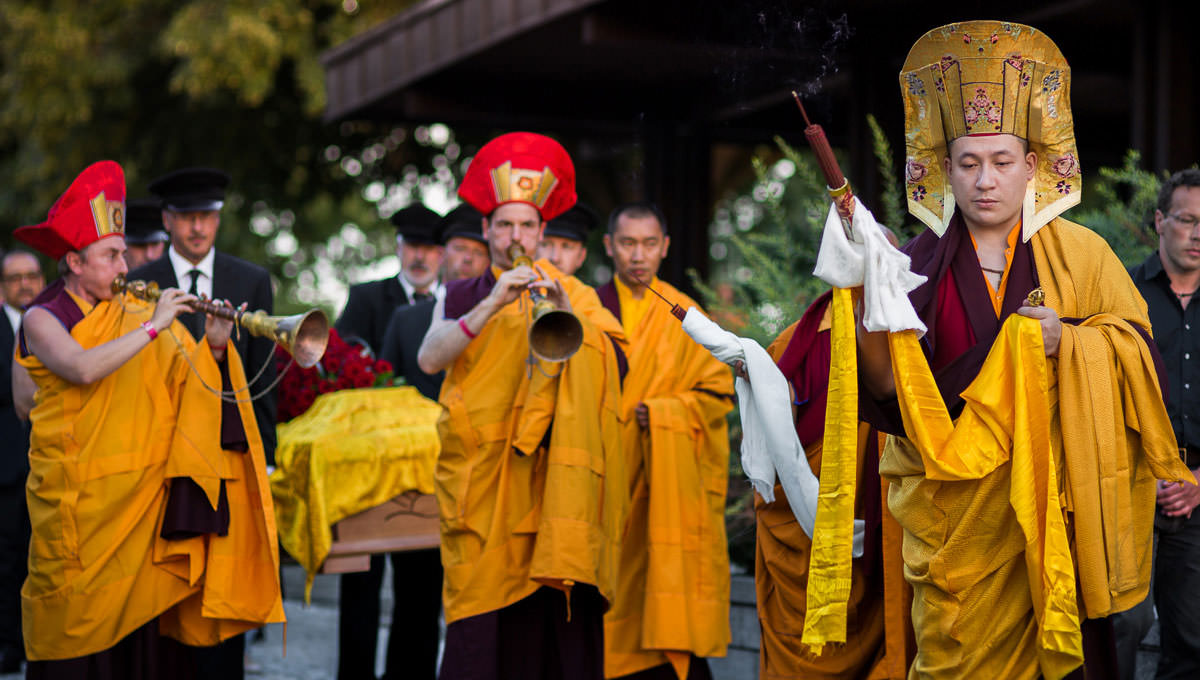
[18,292,285,661]
[437,260,629,624]
[754,320,913,680]
[602,281,734,679]
[862,219,1192,679]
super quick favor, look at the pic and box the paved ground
[0,563,1166,679]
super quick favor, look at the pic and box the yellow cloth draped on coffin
[814,218,1191,680]
[19,292,284,661]
[603,280,733,680]
[755,319,913,680]
[437,259,628,624]
[270,386,442,600]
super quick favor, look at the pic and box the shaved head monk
[417,132,629,680]
[596,203,735,680]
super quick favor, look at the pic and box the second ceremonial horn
[507,244,583,362]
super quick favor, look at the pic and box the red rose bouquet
[275,329,398,422]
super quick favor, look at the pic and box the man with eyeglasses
[0,249,42,673]
[1115,168,1200,679]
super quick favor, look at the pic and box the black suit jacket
[335,277,410,355]
[379,300,443,401]
[0,313,30,486]
[130,252,278,464]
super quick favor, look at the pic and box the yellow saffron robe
[437,260,628,624]
[836,219,1191,679]
[603,281,734,679]
[18,291,285,661]
[755,319,913,680]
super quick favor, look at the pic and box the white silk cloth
[812,197,927,335]
[681,309,864,557]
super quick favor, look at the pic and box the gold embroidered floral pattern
[906,159,928,184]
[964,87,1003,131]
[1051,153,1079,178]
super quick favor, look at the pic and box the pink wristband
[141,321,158,341]
[458,318,477,339]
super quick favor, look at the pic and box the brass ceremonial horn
[111,274,330,369]
[507,244,583,362]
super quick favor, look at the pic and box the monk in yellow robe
[754,294,914,680]
[817,21,1196,680]
[11,161,284,677]
[418,133,628,680]
[594,203,734,680]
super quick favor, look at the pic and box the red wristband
[141,321,158,341]
[457,318,477,339]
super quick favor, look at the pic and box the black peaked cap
[436,204,486,245]
[390,204,442,245]
[124,197,169,244]
[148,167,231,212]
[543,202,598,242]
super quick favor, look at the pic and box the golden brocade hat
[900,20,1080,240]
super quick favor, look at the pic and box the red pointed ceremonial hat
[458,132,576,221]
[15,161,127,260]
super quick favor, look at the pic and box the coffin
[319,491,441,573]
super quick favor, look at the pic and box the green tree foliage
[0,0,447,314]
[1066,150,1161,266]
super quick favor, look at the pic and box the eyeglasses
[1,272,42,284]
[1168,213,1200,228]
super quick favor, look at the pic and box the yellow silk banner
[889,316,1082,679]
[802,286,859,652]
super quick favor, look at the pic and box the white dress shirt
[167,246,216,300]
[398,273,444,304]
[3,303,21,335]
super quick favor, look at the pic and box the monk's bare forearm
[12,358,35,419]
[418,296,501,374]
[857,323,895,398]
[24,308,156,385]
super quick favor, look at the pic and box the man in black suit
[129,168,276,680]
[379,204,489,401]
[0,249,43,673]
[335,204,443,355]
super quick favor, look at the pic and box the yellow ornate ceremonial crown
[900,21,1080,240]
[489,161,559,209]
[90,191,126,237]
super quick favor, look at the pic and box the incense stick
[626,272,687,321]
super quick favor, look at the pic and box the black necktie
[185,269,203,338]
[414,292,433,302]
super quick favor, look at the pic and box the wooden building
[321,0,1198,287]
